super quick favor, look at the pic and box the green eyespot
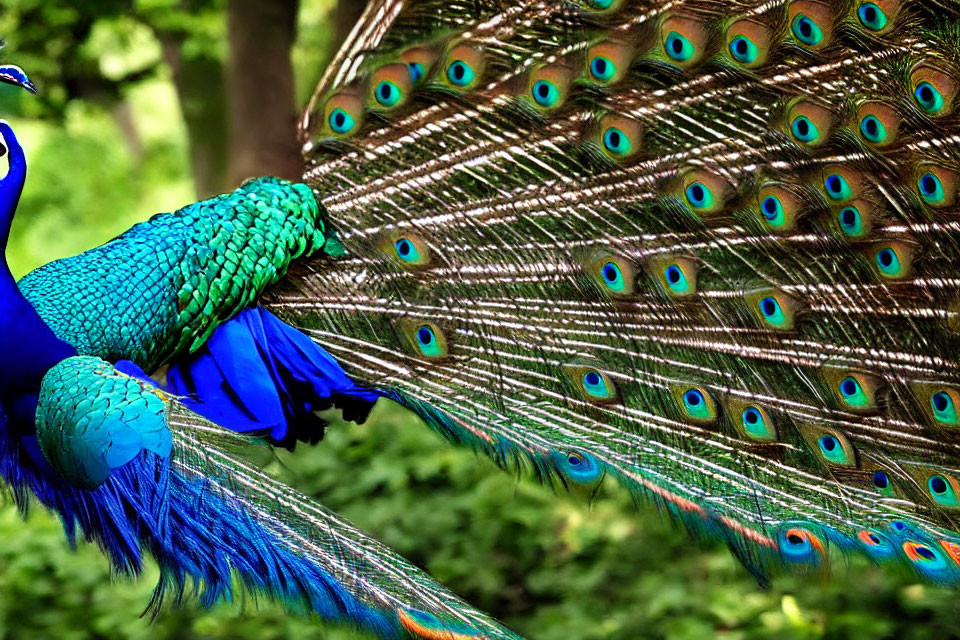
[601,261,625,292]
[800,426,857,467]
[590,56,616,82]
[416,325,442,357]
[395,238,421,263]
[818,434,851,465]
[838,206,864,237]
[824,174,852,201]
[603,127,632,156]
[587,0,614,8]
[329,108,355,134]
[447,60,475,87]
[729,36,758,64]
[932,391,960,425]
[650,256,697,298]
[565,364,618,403]
[408,62,424,83]
[791,116,819,143]
[672,385,719,425]
[663,264,690,294]
[792,14,824,46]
[872,471,896,498]
[756,186,804,232]
[857,3,888,31]
[399,320,449,360]
[375,81,402,107]
[684,182,714,210]
[918,172,945,204]
[761,195,785,226]
[741,405,776,440]
[532,80,560,108]
[928,474,960,508]
[914,81,944,114]
[859,115,886,143]
[823,366,883,414]
[664,32,695,62]
[875,247,900,276]
[758,296,787,327]
[746,290,798,330]
[871,243,912,279]
[840,376,868,406]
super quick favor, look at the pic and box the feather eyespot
[902,541,951,573]
[586,41,631,85]
[927,473,960,508]
[660,16,708,68]
[786,100,834,147]
[648,256,697,298]
[381,231,431,268]
[910,65,956,116]
[822,165,864,203]
[858,530,896,559]
[550,449,604,488]
[564,364,619,403]
[725,19,774,68]
[740,405,776,440]
[672,385,719,425]
[596,113,642,160]
[778,526,826,565]
[400,47,436,85]
[443,44,484,90]
[915,165,957,208]
[868,241,912,280]
[680,170,730,215]
[585,0,620,10]
[837,204,866,238]
[856,101,900,147]
[586,251,637,297]
[788,1,835,49]
[823,367,881,413]
[931,390,960,425]
[800,425,857,467]
[398,320,449,360]
[872,471,896,497]
[856,2,888,31]
[369,64,413,109]
[526,65,573,111]
[322,94,364,137]
[756,185,804,232]
[745,290,799,330]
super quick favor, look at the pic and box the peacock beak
[0,65,37,94]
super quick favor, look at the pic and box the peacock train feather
[8,0,960,638]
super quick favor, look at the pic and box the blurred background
[0,2,958,639]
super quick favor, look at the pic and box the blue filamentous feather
[6,0,960,638]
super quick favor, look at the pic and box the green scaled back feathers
[258,0,960,592]
[19,178,340,371]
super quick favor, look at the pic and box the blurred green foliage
[2,2,960,639]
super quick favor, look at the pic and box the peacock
[3,0,960,636]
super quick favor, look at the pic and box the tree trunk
[159,38,231,198]
[226,0,302,186]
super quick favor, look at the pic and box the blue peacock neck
[0,121,75,401]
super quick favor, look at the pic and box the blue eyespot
[408,62,424,83]
[684,182,714,210]
[859,115,886,143]
[395,238,420,263]
[918,172,945,204]
[329,108,355,134]
[873,471,889,489]
[758,296,787,326]
[791,116,819,143]
[582,370,612,399]
[447,60,476,87]
[590,56,616,82]
[838,206,863,237]
[792,14,824,46]
[875,247,901,276]
[729,36,758,64]
[664,264,690,293]
[603,127,632,156]
[931,391,960,425]
[588,0,614,8]
[532,80,560,107]
[740,405,775,440]
[601,261,625,292]
[550,449,603,486]
[664,32,695,62]
[857,2,888,31]
[914,82,944,114]
[375,81,402,107]
[824,174,852,201]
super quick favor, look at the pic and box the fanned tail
[268,0,960,586]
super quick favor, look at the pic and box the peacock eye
[791,115,819,143]
[375,81,402,107]
[839,375,870,407]
[395,238,420,262]
[664,31,695,62]
[932,390,960,425]
[582,370,611,398]
[928,474,960,508]
[408,62,424,83]
[676,386,718,423]
[818,434,848,464]
[329,108,355,134]
[532,80,560,107]
[416,325,441,356]
[663,264,690,294]
[601,261,625,291]
[857,2,888,30]
[447,60,475,87]
[549,449,603,488]
[838,206,864,237]
[859,115,886,143]
[872,471,896,497]
[587,0,615,8]
[914,81,944,113]
[741,405,775,440]
[590,56,616,82]
[758,296,787,327]
[603,127,632,156]
[824,173,852,201]
[728,36,758,64]
[802,426,857,467]
[792,14,824,46]
[761,195,784,224]
[918,172,945,204]
[684,182,714,210]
